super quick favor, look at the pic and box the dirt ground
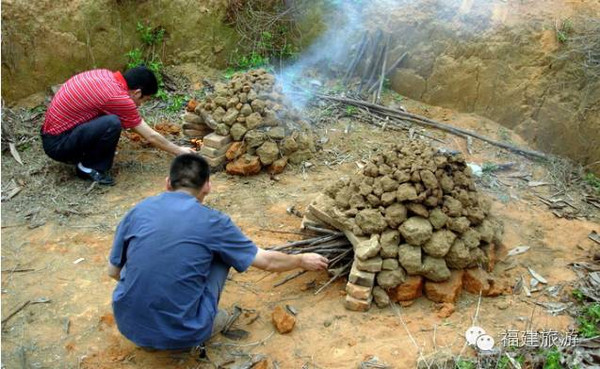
[1,88,598,368]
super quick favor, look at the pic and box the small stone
[420,170,439,189]
[230,123,248,141]
[399,216,433,246]
[407,203,429,218]
[385,203,407,228]
[424,270,463,303]
[272,305,295,334]
[421,256,451,282]
[396,183,418,202]
[429,208,448,230]
[240,103,253,116]
[288,149,312,164]
[244,130,267,148]
[372,286,390,308]
[447,217,471,234]
[355,234,381,261]
[256,141,279,165]
[398,244,422,275]
[422,230,456,258]
[376,268,406,289]
[245,112,264,130]
[443,197,463,217]
[355,209,388,235]
[380,230,400,258]
[267,126,286,140]
[382,258,399,270]
[222,108,239,126]
[267,157,288,175]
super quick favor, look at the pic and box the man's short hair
[123,66,159,96]
[169,154,210,191]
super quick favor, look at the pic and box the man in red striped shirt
[42,66,195,186]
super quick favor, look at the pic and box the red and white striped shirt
[43,69,142,135]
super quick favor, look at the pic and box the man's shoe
[76,167,115,186]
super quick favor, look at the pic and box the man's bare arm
[131,120,195,156]
[107,262,122,281]
[251,249,328,272]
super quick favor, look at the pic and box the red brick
[462,268,492,295]
[225,141,246,161]
[389,275,424,301]
[424,270,463,303]
[226,155,261,176]
[272,305,295,334]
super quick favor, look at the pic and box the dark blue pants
[41,115,122,172]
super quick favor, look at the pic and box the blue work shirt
[109,191,258,349]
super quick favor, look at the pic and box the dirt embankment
[385,0,600,171]
[1,0,235,102]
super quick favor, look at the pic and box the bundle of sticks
[342,29,408,104]
[267,225,354,294]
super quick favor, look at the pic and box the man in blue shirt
[108,154,328,351]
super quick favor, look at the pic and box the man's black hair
[123,66,159,96]
[169,154,210,191]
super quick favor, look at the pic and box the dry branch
[316,94,550,160]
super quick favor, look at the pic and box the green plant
[583,172,600,193]
[572,288,585,302]
[345,105,358,116]
[393,93,405,102]
[543,347,563,369]
[455,359,476,369]
[577,303,600,338]
[556,19,573,44]
[497,354,525,369]
[125,21,167,99]
[482,162,499,173]
[167,94,188,113]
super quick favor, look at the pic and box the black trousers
[41,115,122,172]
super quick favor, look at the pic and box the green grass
[583,172,600,193]
[572,288,585,302]
[455,359,476,369]
[577,302,600,338]
[345,105,358,116]
[543,347,562,369]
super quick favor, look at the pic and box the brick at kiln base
[344,295,372,312]
[203,133,232,149]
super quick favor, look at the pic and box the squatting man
[41,66,195,186]
[107,154,329,350]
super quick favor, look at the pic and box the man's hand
[300,253,329,271]
[252,249,329,272]
[176,146,197,155]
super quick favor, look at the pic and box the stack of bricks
[181,68,317,175]
[200,133,232,168]
[303,139,505,312]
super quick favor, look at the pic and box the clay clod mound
[182,69,316,174]
[306,140,504,311]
